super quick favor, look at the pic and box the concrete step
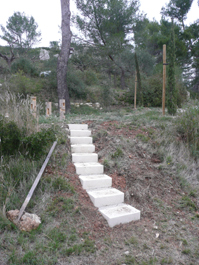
[72,153,98,163]
[70,130,91,137]
[71,144,95,153]
[79,174,112,190]
[70,137,93,145]
[99,203,141,227]
[69,123,141,227]
[74,162,103,175]
[87,188,124,207]
[68,124,88,130]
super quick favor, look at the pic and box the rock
[40,70,51,77]
[94,102,100,108]
[6,209,20,223]
[156,233,160,238]
[39,48,50,60]
[6,210,41,232]
[19,213,41,232]
[124,251,130,255]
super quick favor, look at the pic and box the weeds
[52,177,75,193]
[0,91,38,135]
[136,133,150,143]
[182,249,191,255]
[47,196,74,216]
[70,105,100,115]
[103,159,111,170]
[176,105,199,158]
[125,236,138,246]
[180,196,197,211]
[111,148,123,158]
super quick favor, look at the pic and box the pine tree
[167,22,177,115]
[134,53,143,106]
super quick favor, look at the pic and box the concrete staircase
[68,124,140,227]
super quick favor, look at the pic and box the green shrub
[101,85,112,107]
[119,74,162,107]
[11,58,39,77]
[84,70,98,86]
[111,148,123,159]
[176,106,199,158]
[0,114,55,160]
[120,72,186,108]
[67,70,86,99]
[144,74,162,107]
[21,128,56,160]
[10,71,43,95]
[0,118,21,155]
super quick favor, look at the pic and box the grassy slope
[0,104,199,265]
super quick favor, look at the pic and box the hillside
[1,106,199,265]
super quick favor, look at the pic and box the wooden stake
[30,96,37,119]
[162,45,166,115]
[134,72,137,110]
[17,141,57,222]
[59,99,65,120]
[46,102,52,117]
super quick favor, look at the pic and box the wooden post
[30,96,37,118]
[162,45,166,115]
[59,99,65,120]
[46,102,52,117]
[134,72,137,110]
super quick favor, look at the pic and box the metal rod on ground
[17,141,57,222]
[162,44,166,115]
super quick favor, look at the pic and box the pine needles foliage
[167,22,177,115]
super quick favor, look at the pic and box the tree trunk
[121,69,125,90]
[57,0,72,113]
[0,49,15,68]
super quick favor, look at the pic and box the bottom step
[99,203,140,227]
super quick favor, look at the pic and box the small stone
[124,251,130,255]
[156,233,160,238]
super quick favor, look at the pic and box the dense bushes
[118,73,187,108]
[67,69,86,99]
[0,117,56,160]
[119,74,162,107]
[0,118,21,155]
[22,128,56,160]
[10,71,43,96]
[11,58,39,77]
[177,105,199,158]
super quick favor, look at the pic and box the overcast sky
[0,0,198,48]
